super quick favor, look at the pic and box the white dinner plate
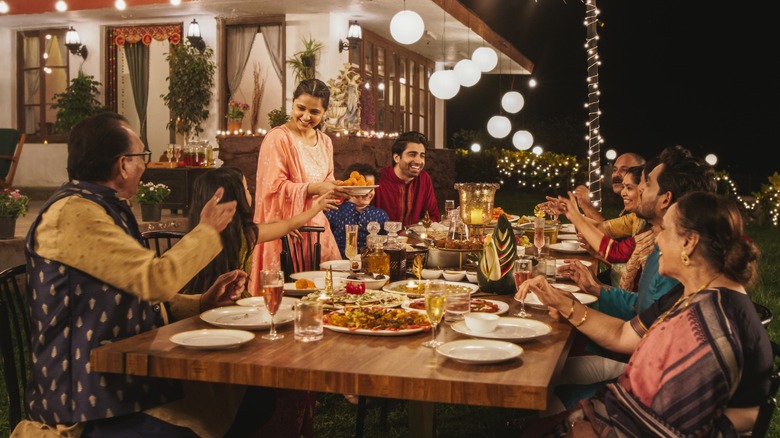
[556,234,579,241]
[559,224,576,234]
[382,280,479,296]
[199,306,294,330]
[235,296,298,309]
[519,291,597,308]
[320,260,351,271]
[169,329,255,350]
[436,339,523,364]
[323,323,425,337]
[556,259,592,268]
[289,270,350,281]
[402,298,509,315]
[339,185,379,196]
[282,282,321,296]
[549,242,588,254]
[451,317,552,342]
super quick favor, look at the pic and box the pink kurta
[250,125,341,293]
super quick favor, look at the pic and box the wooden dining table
[91,293,576,437]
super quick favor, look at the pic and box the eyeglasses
[123,151,152,163]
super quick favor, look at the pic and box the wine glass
[422,280,446,348]
[513,259,533,318]
[173,144,182,165]
[261,269,285,340]
[421,211,432,238]
[533,217,546,259]
[444,200,455,220]
[166,144,174,164]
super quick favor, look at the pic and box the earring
[680,251,690,266]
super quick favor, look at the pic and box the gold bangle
[572,305,588,327]
[564,299,576,320]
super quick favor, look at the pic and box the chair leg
[355,396,368,438]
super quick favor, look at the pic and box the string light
[584,0,603,211]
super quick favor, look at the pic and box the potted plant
[161,41,216,143]
[135,182,171,222]
[0,188,30,239]
[267,107,289,128]
[51,72,106,134]
[286,36,324,81]
[226,99,250,132]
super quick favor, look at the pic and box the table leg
[407,401,435,438]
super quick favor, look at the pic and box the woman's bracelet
[564,299,576,320]
[572,304,589,327]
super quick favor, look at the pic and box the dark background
[450,0,778,193]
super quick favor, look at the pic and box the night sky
[450,0,779,193]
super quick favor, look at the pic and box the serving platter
[339,185,379,196]
[382,280,479,297]
[436,339,523,364]
[451,317,552,342]
[169,329,255,350]
[402,298,509,315]
[322,307,430,336]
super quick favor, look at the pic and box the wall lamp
[339,20,363,53]
[65,26,88,60]
[187,19,206,52]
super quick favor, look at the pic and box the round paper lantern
[470,143,481,152]
[705,153,718,166]
[501,91,525,113]
[512,130,534,150]
[390,10,425,45]
[453,59,481,87]
[429,70,460,100]
[472,47,498,72]
[487,116,511,139]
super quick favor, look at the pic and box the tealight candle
[470,208,484,225]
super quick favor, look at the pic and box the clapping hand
[200,270,248,311]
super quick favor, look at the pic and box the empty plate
[169,329,255,350]
[199,306,294,330]
[520,291,597,308]
[436,339,523,364]
[235,296,298,309]
[451,317,552,342]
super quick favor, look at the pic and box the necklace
[644,273,723,337]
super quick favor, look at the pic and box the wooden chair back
[141,230,186,256]
[0,129,25,188]
[0,264,30,431]
[280,226,324,282]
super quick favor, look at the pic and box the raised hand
[200,270,248,311]
[199,187,237,232]
[558,260,602,296]
[313,189,341,212]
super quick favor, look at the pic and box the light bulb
[429,70,460,100]
[501,91,525,113]
[0,1,9,14]
[390,10,424,45]
[55,0,68,12]
[487,116,511,139]
[453,59,481,87]
[115,0,126,10]
[512,130,534,150]
[472,47,498,72]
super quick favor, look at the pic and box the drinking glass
[173,144,182,164]
[444,287,470,323]
[422,280,446,348]
[444,200,455,219]
[294,300,323,342]
[533,217,546,259]
[261,269,285,340]
[513,259,533,318]
[345,224,358,260]
[166,144,174,164]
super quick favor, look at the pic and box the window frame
[16,28,71,144]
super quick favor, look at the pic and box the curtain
[226,25,258,98]
[260,24,283,84]
[23,36,40,135]
[124,42,150,150]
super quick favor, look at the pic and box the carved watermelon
[477,214,518,294]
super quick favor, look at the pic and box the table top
[91,295,574,411]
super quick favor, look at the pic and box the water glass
[295,300,323,342]
[444,288,470,323]
[545,258,557,281]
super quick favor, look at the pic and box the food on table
[386,282,474,295]
[323,307,430,331]
[433,238,482,250]
[294,278,316,289]
[515,235,531,247]
[337,171,368,186]
[477,215,519,295]
[492,207,506,220]
[407,298,501,313]
[302,290,405,309]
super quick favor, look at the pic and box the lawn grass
[3,191,779,437]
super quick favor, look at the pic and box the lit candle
[419,232,427,239]
[470,208,484,225]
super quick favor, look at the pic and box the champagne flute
[173,144,182,165]
[533,217,545,259]
[513,259,533,318]
[422,280,446,348]
[345,224,358,260]
[166,144,174,164]
[261,269,285,340]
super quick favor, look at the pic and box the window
[17,28,70,143]
[350,30,436,143]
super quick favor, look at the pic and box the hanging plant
[286,36,324,82]
[161,41,216,139]
[51,72,106,134]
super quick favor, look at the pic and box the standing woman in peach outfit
[252,79,349,289]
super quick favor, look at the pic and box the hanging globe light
[453,58,481,87]
[512,130,534,150]
[429,70,460,100]
[501,91,525,113]
[487,116,511,139]
[472,47,498,72]
[390,10,425,45]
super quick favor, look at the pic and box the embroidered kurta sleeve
[34,196,222,303]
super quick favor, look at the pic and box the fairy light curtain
[584,0,603,211]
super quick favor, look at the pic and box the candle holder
[454,183,499,240]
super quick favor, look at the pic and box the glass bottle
[365,235,390,277]
[205,140,214,167]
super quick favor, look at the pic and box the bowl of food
[339,273,389,290]
[464,313,500,333]
[421,269,442,280]
[465,271,478,283]
[442,270,466,282]
[561,240,582,251]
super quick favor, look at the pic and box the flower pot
[140,203,162,222]
[0,216,16,239]
[227,119,242,133]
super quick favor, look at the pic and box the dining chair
[0,264,31,432]
[744,341,780,437]
[0,128,26,188]
[141,230,186,256]
[280,226,324,282]
[753,302,773,330]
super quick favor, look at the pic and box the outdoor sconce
[187,19,206,52]
[64,27,88,60]
[339,21,363,53]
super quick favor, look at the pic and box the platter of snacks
[491,207,520,224]
[323,306,431,336]
[432,238,482,251]
[402,298,509,315]
[383,280,479,297]
[336,170,378,195]
[300,289,406,310]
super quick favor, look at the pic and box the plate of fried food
[323,307,431,336]
[491,207,520,224]
[336,170,378,196]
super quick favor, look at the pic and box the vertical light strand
[584,0,602,211]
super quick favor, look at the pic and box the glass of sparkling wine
[173,144,182,164]
[514,259,533,318]
[166,144,174,164]
[422,280,446,348]
[534,217,546,259]
[345,224,358,260]
[261,269,285,340]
